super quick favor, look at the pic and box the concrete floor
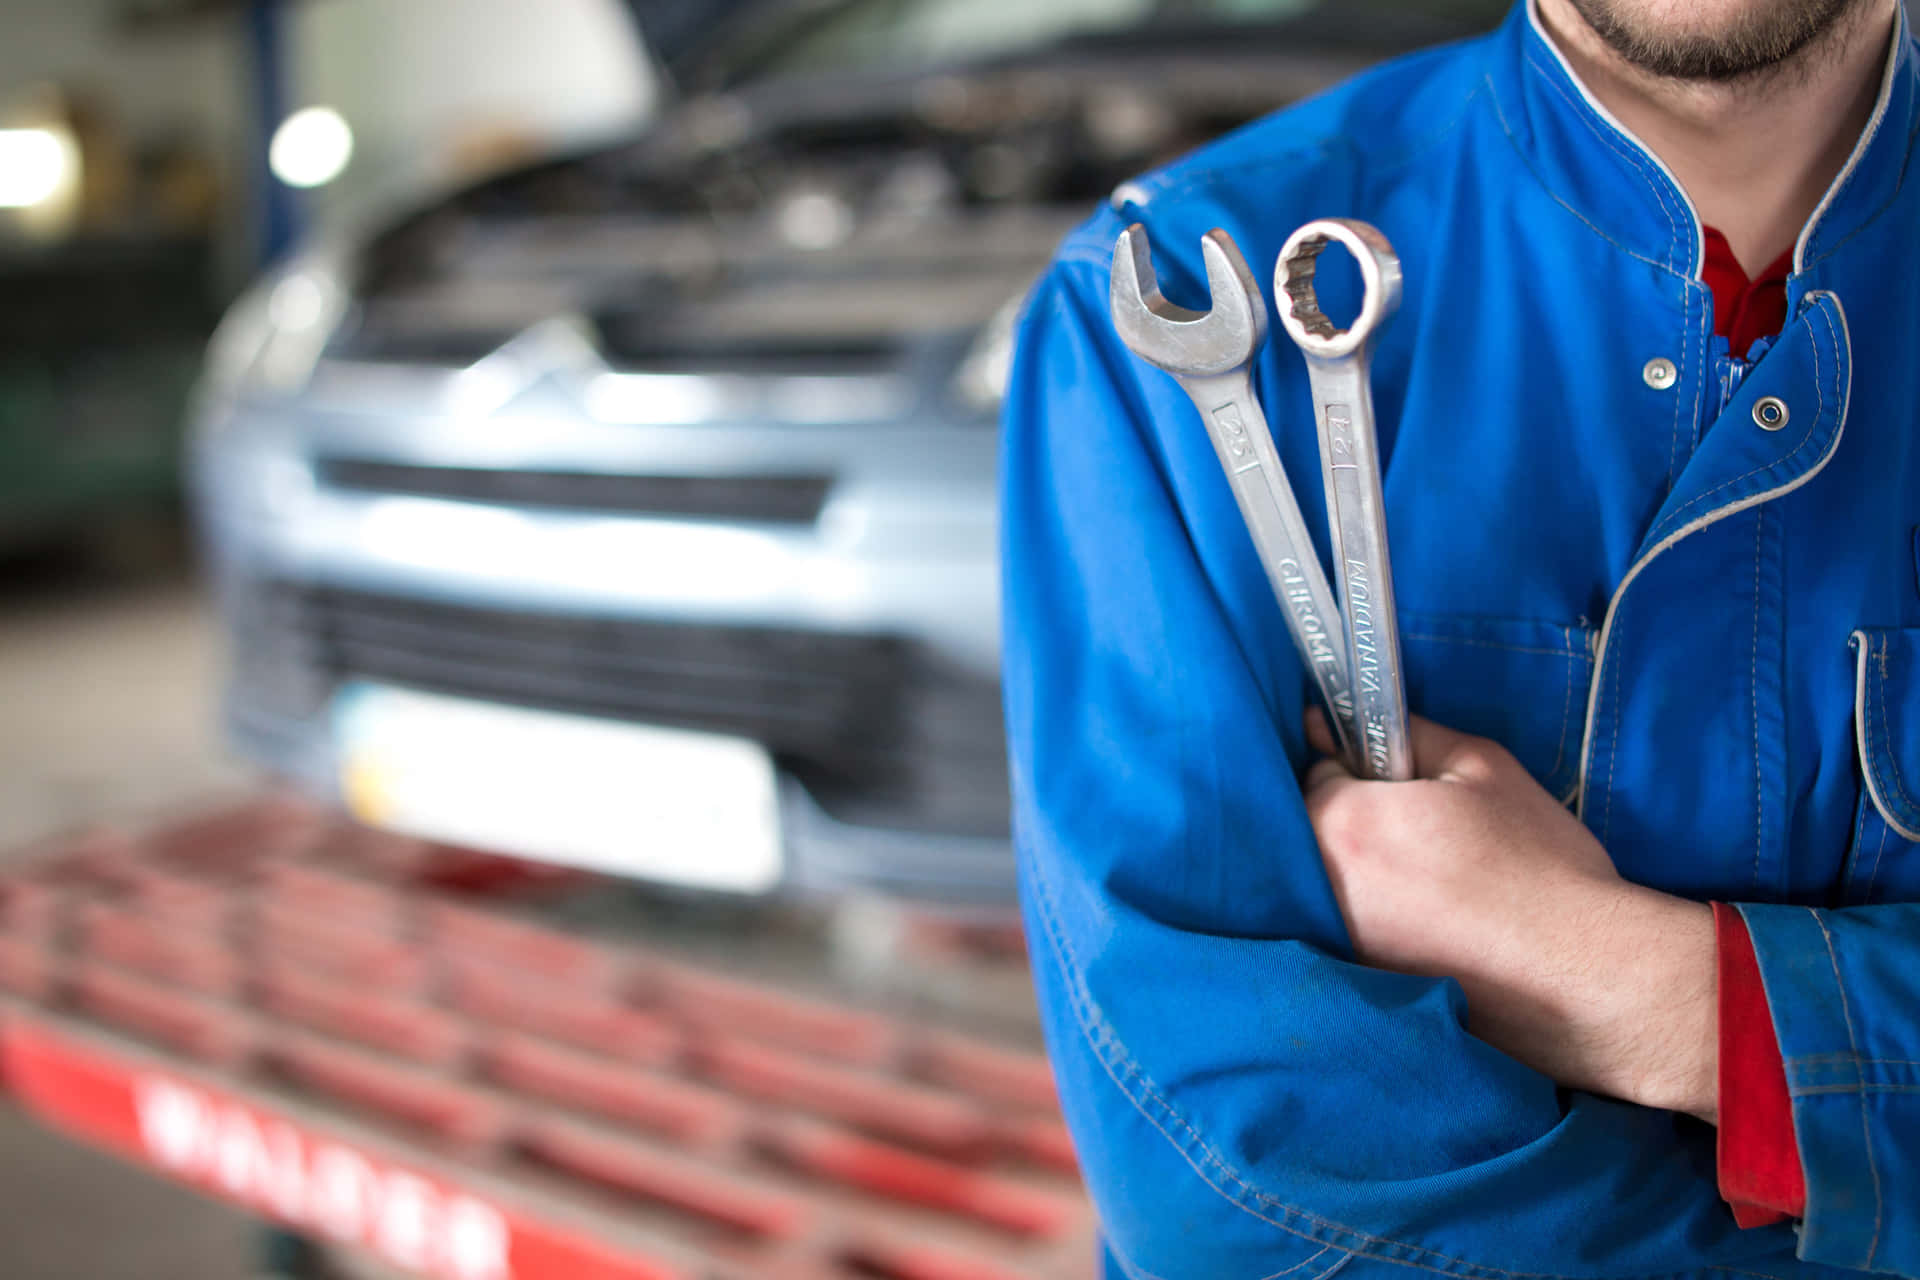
[0,568,247,848]
[0,560,261,1278]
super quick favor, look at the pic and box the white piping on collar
[1524,0,1705,280]
[1794,3,1906,272]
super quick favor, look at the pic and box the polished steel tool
[1273,218,1411,781]
[1110,223,1360,769]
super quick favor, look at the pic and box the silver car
[191,0,1504,905]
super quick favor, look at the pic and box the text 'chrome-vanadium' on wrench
[1109,224,1361,771]
[1108,220,1412,781]
[1274,218,1412,782]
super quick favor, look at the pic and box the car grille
[315,458,833,525]
[590,334,904,378]
[248,584,1009,837]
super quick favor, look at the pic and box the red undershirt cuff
[1713,901,1806,1226]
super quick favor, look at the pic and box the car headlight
[950,289,1029,416]
[195,253,348,417]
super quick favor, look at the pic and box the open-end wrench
[1110,224,1361,769]
[1273,219,1411,781]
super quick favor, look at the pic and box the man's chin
[1562,0,1866,82]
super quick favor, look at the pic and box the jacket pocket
[1846,628,1920,901]
[1397,611,1597,801]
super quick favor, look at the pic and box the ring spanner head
[1274,219,1403,361]
[1110,224,1267,378]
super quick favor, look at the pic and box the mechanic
[1001,0,1919,1276]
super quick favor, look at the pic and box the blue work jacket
[1000,2,1920,1276]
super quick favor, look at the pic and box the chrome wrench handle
[1110,225,1361,768]
[1274,219,1411,781]
[1168,366,1358,751]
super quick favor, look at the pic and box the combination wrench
[1109,224,1362,770]
[1273,218,1412,781]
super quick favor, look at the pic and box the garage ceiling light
[270,106,354,189]
[0,129,73,209]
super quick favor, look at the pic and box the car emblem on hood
[444,315,610,418]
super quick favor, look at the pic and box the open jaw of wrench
[1274,218,1411,781]
[1109,223,1362,769]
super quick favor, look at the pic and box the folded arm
[1003,249,1792,1278]
[1298,707,1719,1123]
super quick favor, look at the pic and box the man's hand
[1303,710,1718,1121]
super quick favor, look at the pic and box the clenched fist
[1303,710,1718,1121]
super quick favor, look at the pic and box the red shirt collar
[1700,226,1793,357]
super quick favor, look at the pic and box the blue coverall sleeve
[1737,903,1920,1276]
[1001,250,1797,1280]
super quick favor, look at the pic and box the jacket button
[1642,358,1678,390]
[1753,396,1789,431]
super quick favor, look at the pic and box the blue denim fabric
[1000,3,1920,1276]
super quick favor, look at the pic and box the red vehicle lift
[0,797,1094,1280]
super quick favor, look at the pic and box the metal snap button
[1642,358,1677,390]
[1752,396,1789,431]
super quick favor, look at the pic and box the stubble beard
[1561,0,1871,82]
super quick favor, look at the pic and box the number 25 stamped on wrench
[1110,225,1362,769]
[1109,218,1412,781]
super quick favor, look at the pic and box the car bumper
[195,389,1014,905]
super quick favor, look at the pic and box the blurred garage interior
[0,1,1507,1276]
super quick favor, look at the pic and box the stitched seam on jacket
[1483,75,1675,275]
[1522,49,1685,272]
[1298,1252,1357,1280]
[1865,807,1892,902]
[1752,509,1764,890]
[1810,907,1883,1268]
[1871,633,1920,816]
[1845,794,1870,899]
[1664,311,1684,495]
[1399,632,1583,659]
[1520,51,1674,268]
[1646,303,1837,545]
[1800,115,1920,270]
[1256,1245,1337,1280]
[1025,848,1786,1280]
[1601,590,1628,846]
[1663,282,1699,517]
[1551,632,1576,786]
[1857,632,1920,844]
[1685,283,1706,524]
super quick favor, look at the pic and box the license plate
[333,682,782,892]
